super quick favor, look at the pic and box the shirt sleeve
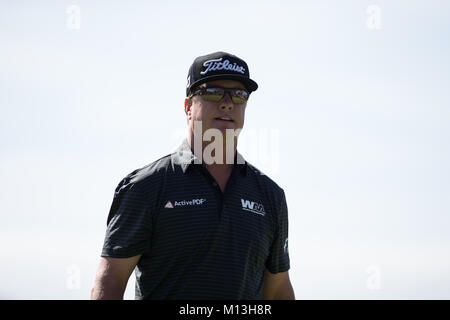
[265,189,290,274]
[101,179,152,258]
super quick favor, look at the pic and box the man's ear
[184,98,191,118]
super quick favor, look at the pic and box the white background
[1,0,449,299]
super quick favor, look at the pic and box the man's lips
[214,116,234,122]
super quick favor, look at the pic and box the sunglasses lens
[231,89,249,104]
[201,88,225,102]
[198,87,249,103]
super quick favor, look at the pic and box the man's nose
[219,92,234,111]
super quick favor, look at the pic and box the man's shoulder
[245,161,285,197]
[114,152,175,194]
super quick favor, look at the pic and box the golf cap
[186,51,258,97]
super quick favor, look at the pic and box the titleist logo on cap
[200,58,246,75]
[186,51,258,96]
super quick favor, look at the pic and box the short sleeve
[101,180,152,258]
[265,189,290,274]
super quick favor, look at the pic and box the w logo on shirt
[241,199,266,216]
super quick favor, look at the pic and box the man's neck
[187,133,237,173]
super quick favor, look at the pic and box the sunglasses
[190,87,250,104]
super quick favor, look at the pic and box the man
[91,51,294,300]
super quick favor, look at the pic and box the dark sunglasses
[190,87,250,104]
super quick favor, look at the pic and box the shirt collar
[171,139,247,176]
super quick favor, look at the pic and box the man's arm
[91,255,141,300]
[261,269,295,300]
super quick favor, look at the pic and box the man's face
[185,79,247,136]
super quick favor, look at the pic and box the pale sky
[1,0,449,299]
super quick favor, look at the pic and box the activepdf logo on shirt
[164,198,206,209]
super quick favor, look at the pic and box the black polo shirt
[101,139,290,299]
